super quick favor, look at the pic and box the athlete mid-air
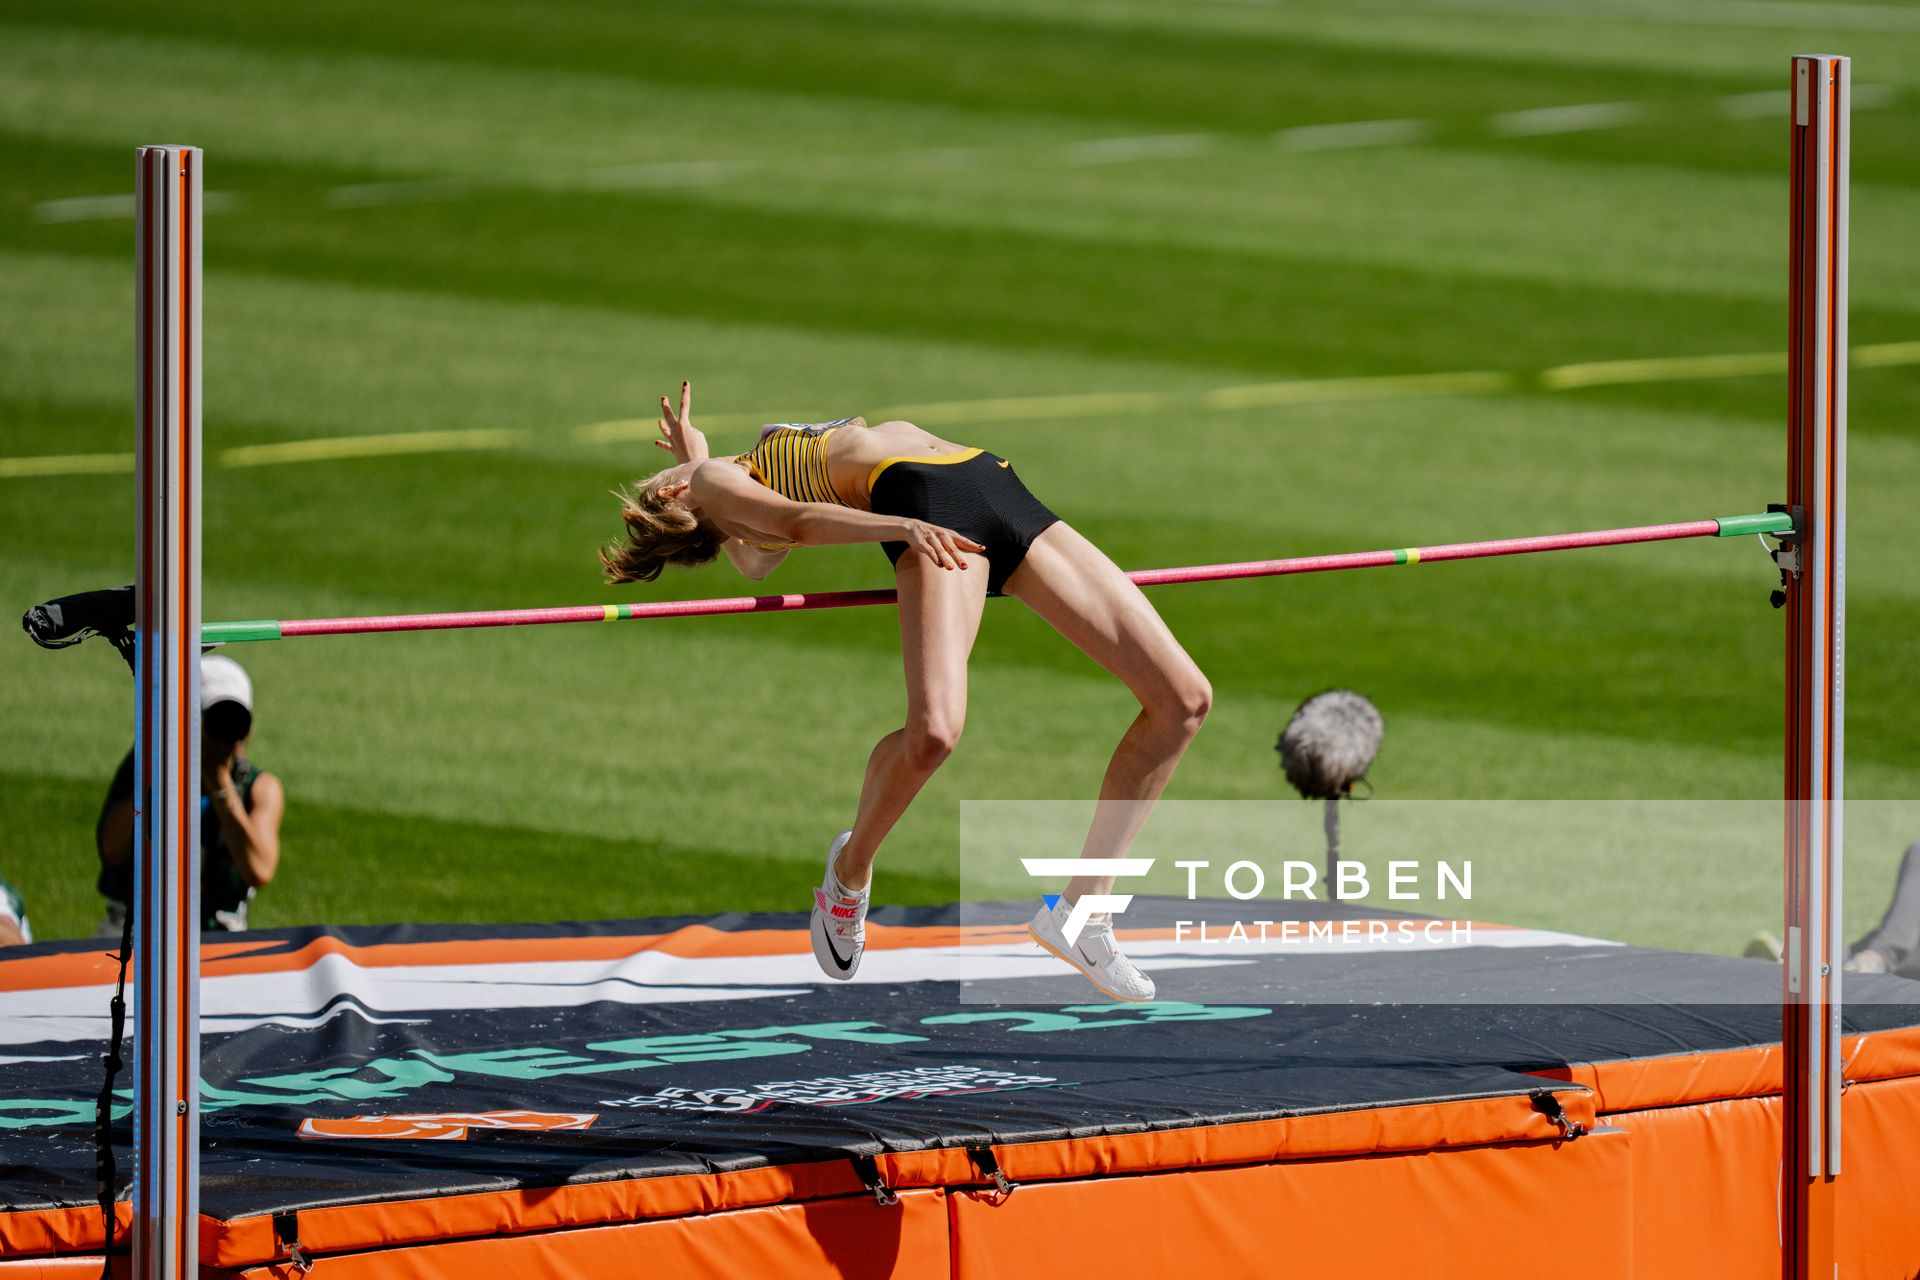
[603,383,1210,1001]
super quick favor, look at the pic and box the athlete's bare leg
[1003,523,1211,901]
[833,550,990,890]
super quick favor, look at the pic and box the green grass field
[3,0,1917,954]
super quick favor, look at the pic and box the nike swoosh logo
[996,459,1010,468]
[817,915,856,972]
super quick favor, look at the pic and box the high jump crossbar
[130,54,1846,1280]
[201,513,1791,644]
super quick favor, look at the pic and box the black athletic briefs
[869,451,1060,595]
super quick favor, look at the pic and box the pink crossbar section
[277,590,901,636]
[270,519,1725,639]
[1125,519,1722,586]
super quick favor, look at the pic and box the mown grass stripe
[5,341,1916,480]
[27,84,1905,225]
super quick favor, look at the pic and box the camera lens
[204,700,252,743]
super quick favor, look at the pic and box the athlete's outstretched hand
[655,381,707,463]
[900,519,985,571]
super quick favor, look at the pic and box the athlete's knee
[1180,673,1214,729]
[904,712,964,771]
[1149,667,1212,736]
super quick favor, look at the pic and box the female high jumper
[603,383,1211,1001]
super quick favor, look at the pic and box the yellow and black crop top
[736,422,855,507]
[732,421,860,550]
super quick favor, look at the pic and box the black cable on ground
[95,905,134,1279]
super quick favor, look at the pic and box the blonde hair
[600,472,723,584]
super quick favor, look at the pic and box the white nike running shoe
[1028,898,1155,1002]
[810,830,867,981]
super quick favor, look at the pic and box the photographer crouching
[95,654,285,933]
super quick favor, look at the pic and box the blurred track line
[0,452,135,478]
[1718,83,1892,121]
[34,191,241,224]
[1540,350,1785,389]
[875,388,1179,423]
[1062,134,1214,165]
[1275,119,1431,150]
[1203,370,1510,408]
[1856,339,1920,368]
[1488,102,1648,137]
[220,427,526,467]
[573,412,766,444]
[3,342,1915,480]
[324,178,474,210]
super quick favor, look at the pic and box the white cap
[201,654,253,712]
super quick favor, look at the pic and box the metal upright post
[133,143,202,1280]
[1782,56,1847,1280]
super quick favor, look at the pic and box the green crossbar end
[202,620,282,645]
[1715,512,1796,538]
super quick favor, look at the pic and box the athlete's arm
[721,540,789,580]
[688,462,984,570]
[208,769,283,889]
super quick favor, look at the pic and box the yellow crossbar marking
[220,428,525,468]
[4,342,1915,481]
[0,452,133,478]
[1540,351,1785,390]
